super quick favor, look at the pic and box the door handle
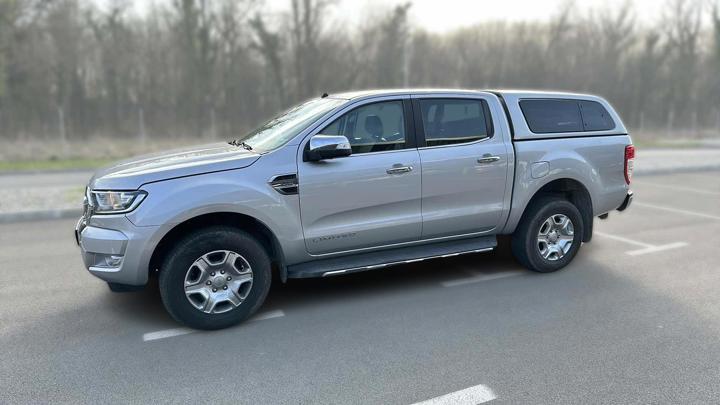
[386,164,413,175]
[477,155,501,164]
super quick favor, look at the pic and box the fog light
[95,254,124,268]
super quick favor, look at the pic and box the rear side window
[520,99,616,134]
[418,99,493,146]
[579,100,615,131]
[519,100,583,133]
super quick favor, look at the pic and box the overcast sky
[117,0,689,32]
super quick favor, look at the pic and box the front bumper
[617,190,633,212]
[76,215,159,286]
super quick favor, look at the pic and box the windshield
[238,98,346,152]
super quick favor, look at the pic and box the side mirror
[304,135,352,161]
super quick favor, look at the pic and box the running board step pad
[287,235,496,278]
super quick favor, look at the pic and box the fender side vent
[269,174,298,195]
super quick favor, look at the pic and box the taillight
[624,144,635,185]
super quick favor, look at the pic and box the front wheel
[159,227,272,330]
[511,197,584,273]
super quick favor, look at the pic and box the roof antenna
[321,93,329,98]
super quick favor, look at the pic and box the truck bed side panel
[501,135,632,234]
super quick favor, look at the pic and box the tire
[159,226,272,330]
[511,196,584,273]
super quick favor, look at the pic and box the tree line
[0,0,718,142]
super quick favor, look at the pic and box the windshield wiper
[228,139,253,150]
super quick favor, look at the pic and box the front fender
[125,166,306,265]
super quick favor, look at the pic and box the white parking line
[411,384,496,405]
[250,309,285,322]
[594,232,688,256]
[142,309,285,342]
[594,232,652,248]
[626,242,689,256]
[634,181,720,196]
[143,327,194,342]
[635,202,720,221]
[441,271,524,287]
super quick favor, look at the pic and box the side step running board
[287,235,496,279]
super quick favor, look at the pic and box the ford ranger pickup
[75,89,634,330]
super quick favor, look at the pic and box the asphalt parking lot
[1,170,719,404]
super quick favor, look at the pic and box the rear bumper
[617,190,633,212]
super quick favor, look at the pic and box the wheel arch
[510,178,594,242]
[148,212,287,283]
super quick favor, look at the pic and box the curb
[0,169,94,177]
[0,208,81,224]
[634,164,720,177]
[0,165,719,225]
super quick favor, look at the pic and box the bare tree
[88,0,136,134]
[289,0,332,100]
[373,3,411,87]
[250,14,286,108]
[1,0,719,143]
[709,1,720,115]
[662,0,702,127]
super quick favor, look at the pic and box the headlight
[90,190,147,214]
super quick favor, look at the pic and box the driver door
[298,98,422,255]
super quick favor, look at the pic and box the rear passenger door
[413,95,510,239]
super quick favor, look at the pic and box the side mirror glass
[305,135,352,161]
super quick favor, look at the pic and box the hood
[90,142,261,190]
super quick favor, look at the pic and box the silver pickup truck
[75,89,634,329]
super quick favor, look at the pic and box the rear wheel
[511,197,584,273]
[159,226,271,330]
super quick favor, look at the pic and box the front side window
[320,101,407,154]
[418,99,491,146]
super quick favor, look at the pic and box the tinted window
[580,100,615,131]
[520,99,583,133]
[419,99,491,146]
[320,101,406,154]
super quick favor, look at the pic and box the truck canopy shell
[489,90,628,141]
